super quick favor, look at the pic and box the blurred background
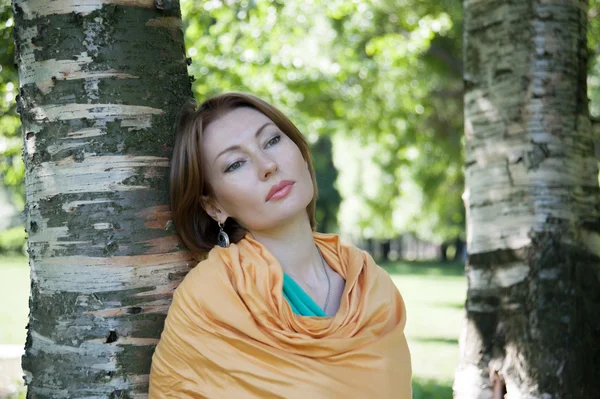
[1,0,599,398]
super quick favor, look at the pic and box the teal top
[282,272,327,317]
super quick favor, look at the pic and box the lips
[266,180,295,201]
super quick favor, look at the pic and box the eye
[225,160,243,173]
[265,134,281,147]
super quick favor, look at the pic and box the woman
[149,92,412,398]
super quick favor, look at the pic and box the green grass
[0,255,29,399]
[383,261,466,398]
[0,255,29,345]
[0,256,465,399]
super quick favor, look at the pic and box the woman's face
[201,106,314,232]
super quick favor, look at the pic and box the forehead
[203,107,272,146]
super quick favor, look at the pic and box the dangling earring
[217,220,230,248]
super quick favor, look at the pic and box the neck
[248,212,321,280]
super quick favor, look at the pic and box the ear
[200,195,229,224]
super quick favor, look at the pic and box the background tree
[4,0,600,248]
[12,0,193,396]
[180,0,465,243]
[3,0,600,397]
[589,0,600,119]
[456,0,600,397]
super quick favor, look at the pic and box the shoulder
[312,231,357,252]
[171,246,234,311]
[313,231,373,260]
[179,248,226,285]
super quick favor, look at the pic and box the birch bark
[12,0,194,396]
[456,1,600,398]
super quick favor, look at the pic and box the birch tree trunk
[456,0,600,398]
[12,0,194,396]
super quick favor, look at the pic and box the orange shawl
[149,232,412,398]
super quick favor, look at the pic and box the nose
[256,152,278,181]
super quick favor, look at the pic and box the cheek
[216,180,256,209]
[287,144,308,173]
[296,158,314,200]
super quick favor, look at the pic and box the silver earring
[217,221,230,248]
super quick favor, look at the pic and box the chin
[242,185,313,230]
[248,201,312,231]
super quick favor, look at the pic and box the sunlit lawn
[383,260,466,399]
[0,255,29,346]
[0,255,465,399]
[0,255,29,399]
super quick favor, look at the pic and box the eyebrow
[214,122,275,162]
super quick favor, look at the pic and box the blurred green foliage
[0,226,26,254]
[181,0,465,241]
[1,0,599,242]
[589,0,600,118]
[0,0,22,214]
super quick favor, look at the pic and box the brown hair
[169,91,319,253]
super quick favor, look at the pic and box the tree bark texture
[13,0,194,397]
[457,0,600,398]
